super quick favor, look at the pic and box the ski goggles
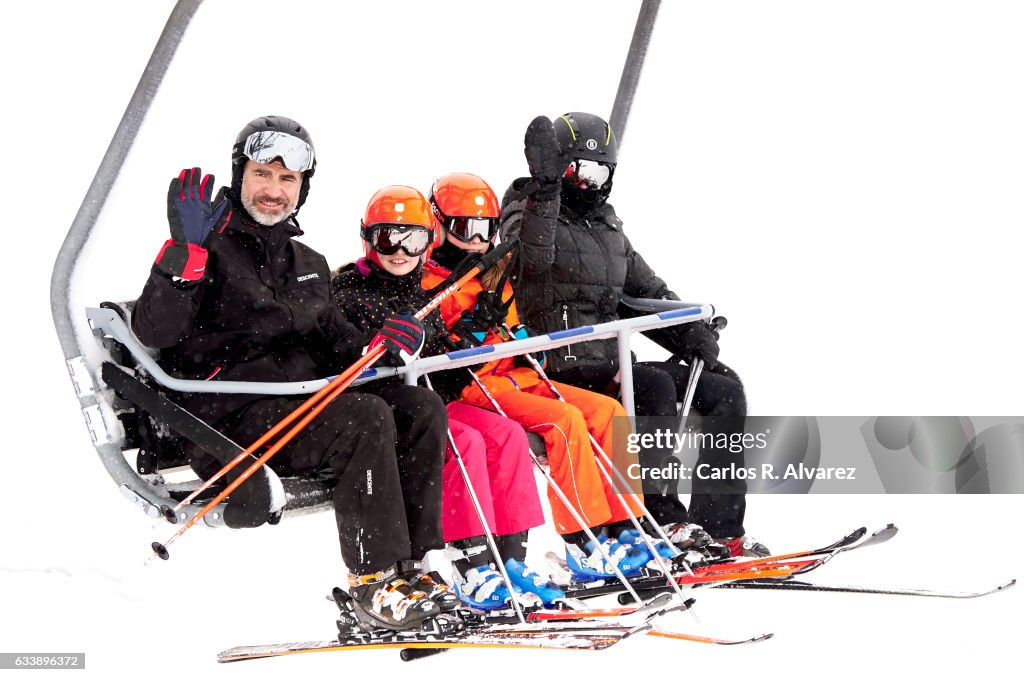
[361,223,434,256]
[441,215,498,243]
[240,131,316,172]
[566,159,614,188]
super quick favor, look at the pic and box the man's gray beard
[242,195,293,227]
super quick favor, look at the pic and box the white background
[2,1,1022,680]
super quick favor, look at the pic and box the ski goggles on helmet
[361,223,434,256]
[240,131,316,172]
[441,215,499,243]
[566,159,614,188]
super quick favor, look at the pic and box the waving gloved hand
[155,167,231,281]
[677,321,721,370]
[368,311,425,365]
[524,115,570,199]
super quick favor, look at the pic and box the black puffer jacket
[499,177,675,375]
[132,199,369,425]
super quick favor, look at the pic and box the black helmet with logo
[231,115,317,214]
[553,112,617,213]
[553,112,618,165]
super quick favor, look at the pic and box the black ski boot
[345,565,442,632]
[662,522,713,551]
[398,560,462,615]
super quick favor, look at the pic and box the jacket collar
[560,200,618,228]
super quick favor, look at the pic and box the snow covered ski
[219,587,657,662]
[218,586,770,663]
[484,590,691,623]
[218,623,650,663]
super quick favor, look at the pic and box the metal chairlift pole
[609,0,661,146]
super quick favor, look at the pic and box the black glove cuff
[530,180,561,201]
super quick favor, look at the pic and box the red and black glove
[368,312,425,365]
[155,167,231,281]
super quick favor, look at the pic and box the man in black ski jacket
[500,112,767,558]
[132,116,452,630]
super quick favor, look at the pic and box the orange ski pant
[462,380,643,534]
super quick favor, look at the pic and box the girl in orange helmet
[423,172,660,582]
[332,185,548,610]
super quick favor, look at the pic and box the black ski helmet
[553,112,618,165]
[231,115,317,214]
[553,112,617,212]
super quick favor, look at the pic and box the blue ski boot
[504,558,566,607]
[563,534,647,582]
[618,529,677,567]
[453,565,542,611]
[453,565,511,610]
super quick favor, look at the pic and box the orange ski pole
[160,356,369,520]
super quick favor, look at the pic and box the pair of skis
[218,590,759,662]
[550,524,1013,603]
[219,623,649,662]
[217,524,1016,662]
[545,524,892,601]
[693,522,1012,600]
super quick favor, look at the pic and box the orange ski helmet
[429,172,501,244]
[360,185,438,260]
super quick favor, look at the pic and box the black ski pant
[192,382,447,574]
[548,361,747,538]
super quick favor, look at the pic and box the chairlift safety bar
[87,301,711,415]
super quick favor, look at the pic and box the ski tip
[648,629,775,646]
[646,592,673,608]
[151,541,169,561]
[716,632,775,645]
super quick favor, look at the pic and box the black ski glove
[451,290,511,345]
[369,311,425,365]
[524,115,569,200]
[677,321,720,370]
[155,167,231,281]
